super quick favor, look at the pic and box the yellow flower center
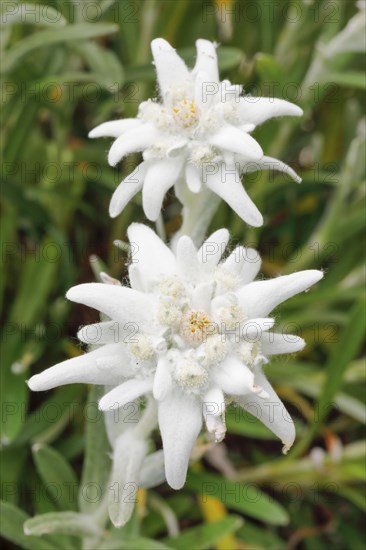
[180,310,215,343]
[172,99,199,128]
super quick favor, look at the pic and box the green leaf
[255,53,285,84]
[100,537,173,550]
[23,512,102,538]
[33,72,119,92]
[32,444,78,511]
[72,41,125,88]
[1,236,60,443]
[0,501,59,550]
[0,447,27,504]
[0,3,67,27]
[334,486,366,512]
[313,298,366,427]
[185,472,289,526]
[226,406,277,439]
[237,519,285,550]
[79,386,111,514]
[13,385,82,446]
[326,72,366,90]
[164,516,243,550]
[2,23,118,73]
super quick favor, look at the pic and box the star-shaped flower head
[90,39,303,227]
[28,224,323,489]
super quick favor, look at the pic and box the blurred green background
[1,1,365,549]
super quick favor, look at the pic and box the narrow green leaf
[326,71,366,90]
[333,486,366,512]
[1,235,60,442]
[237,519,285,550]
[226,406,277,439]
[24,512,102,538]
[0,501,58,550]
[32,444,78,511]
[13,385,82,446]
[164,516,243,550]
[100,537,173,550]
[79,386,111,514]
[185,472,289,526]
[0,447,27,504]
[313,298,366,428]
[1,3,67,27]
[2,23,118,73]
[72,41,125,88]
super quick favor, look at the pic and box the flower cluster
[28,37,323,527]
[29,224,323,490]
[90,39,302,227]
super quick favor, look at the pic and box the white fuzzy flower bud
[238,341,255,364]
[219,305,244,330]
[157,301,182,327]
[173,358,208,391]
[128,334,155,361]
[189,143,220,166]
[214,266,241,290]
[159,275,185,298]
[139,100,170,129]
[202,334,228,367]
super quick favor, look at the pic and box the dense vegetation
[1,1,365,549]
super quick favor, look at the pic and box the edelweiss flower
[89,39,303,227]
[28,224,323,489]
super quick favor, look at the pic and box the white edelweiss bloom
[28,224,323,490]
[89,38,303,227]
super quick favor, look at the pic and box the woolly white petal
[77,321,122,345]
[193,39,219,83]
[194,71,214,109]
[185,163,202,193]
[191,281,215,311]
[109,162,147,218]
[88,118,141,139]
[209,126,263,160]
[27,344,128,391]
[176,235,200,280]
[238,97,303,126]
[128,264,144,291]
[234,368,295,453]
[108,123,160,166]
[236,270,324,318]
[212,356,256,395]
[158,391,202,489]
[109,431,148,527]
[205,164,263,227]
[198,228,229,268]
[142,157,184,221]
[219,80,243,102]
[127,223,177,290]
[241,155,302,183]
[222,246,261,283]
[205,413,226,443]
[151,38,190,96]
[66,283,155,331]
[104,402,142,449]
[261,332,306,355]
[241,318,275,339]
[99,378,153,411]
[203,387,225,417]
[153,357,172,401]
